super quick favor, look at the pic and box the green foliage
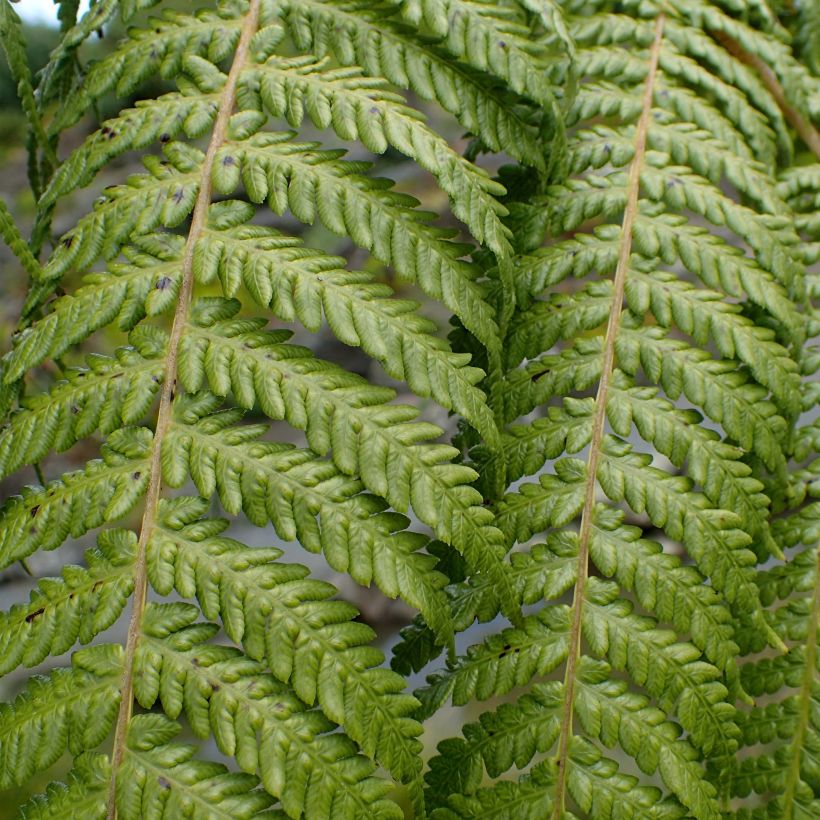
[0,0,816,818]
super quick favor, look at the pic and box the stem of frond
[104,2,261,816]
[782,546,820,817]
[712,31,820,161]
[550,15,666,818]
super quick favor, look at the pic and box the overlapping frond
[418,2,813,818]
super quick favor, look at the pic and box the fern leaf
[0,330,165,478]
[41,87,221,214]
[42,144,202,285]
[50,6,244,134]
[145,494,423,784]
[414,606,570,720]
[0,197,41,281]
[19,753,109,820]
[160,404,453,640]
[135,602,403,818]
[213,130,500,349]
[397,0,560,112]
[275,0,547,168]
[242,53,512,256]
[0,645,121,789]
[0,530,135,676]
[117,714,277,819]
[0,428,151,570]
[0,0,57,195]
[194,202,496,438]
[178,302,512,598]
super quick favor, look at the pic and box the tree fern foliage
[0,0,816,818]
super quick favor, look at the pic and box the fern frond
[0,428,151,569]
[0,196,41,281]
[49,6,245,134]
[177,303,511,596]
[0,0,815,816]
[396,0,560,112]
[41,144,202,286]
[415,605,570,719]
[117,714,278,819]
[213,130,500,348]
[241,52,512,257]
[145,494,423,784]
[19,753,109,820]
[0,330,165,478]
[0,530,135,676]
[159,404,453,639]
[0,0,57,195]
[0,645,121,790]
[40,86,222,215]
[194,201,495,436]
[424,5,811,816]
[135,602,403,818]
[275,0,548,168]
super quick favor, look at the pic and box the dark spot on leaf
[172,188,185,204]
[61,236,73,248]
[369,106,379,115]
[159,133,170,144]
[132,471,141,480]
[156,276,172,290]
[25,608,45,624]
[498,40,507,48]
[157,777,171,790]
[222,154,235,165]
[30,505,39,517]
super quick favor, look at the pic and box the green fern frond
[117,714,279,820]
[0,645,122,790]
[0,0,54,196]
[0,196,41,281]
[422,3,813,817]
[0,0,816,816]
[18,753,109,819]
[0,428,151,569]
[274,0,548,168]
[0,331,165,478]
[136,602,404,818]
[0,530,135,676]
[146,493,424,784]
[158,404,454,638]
